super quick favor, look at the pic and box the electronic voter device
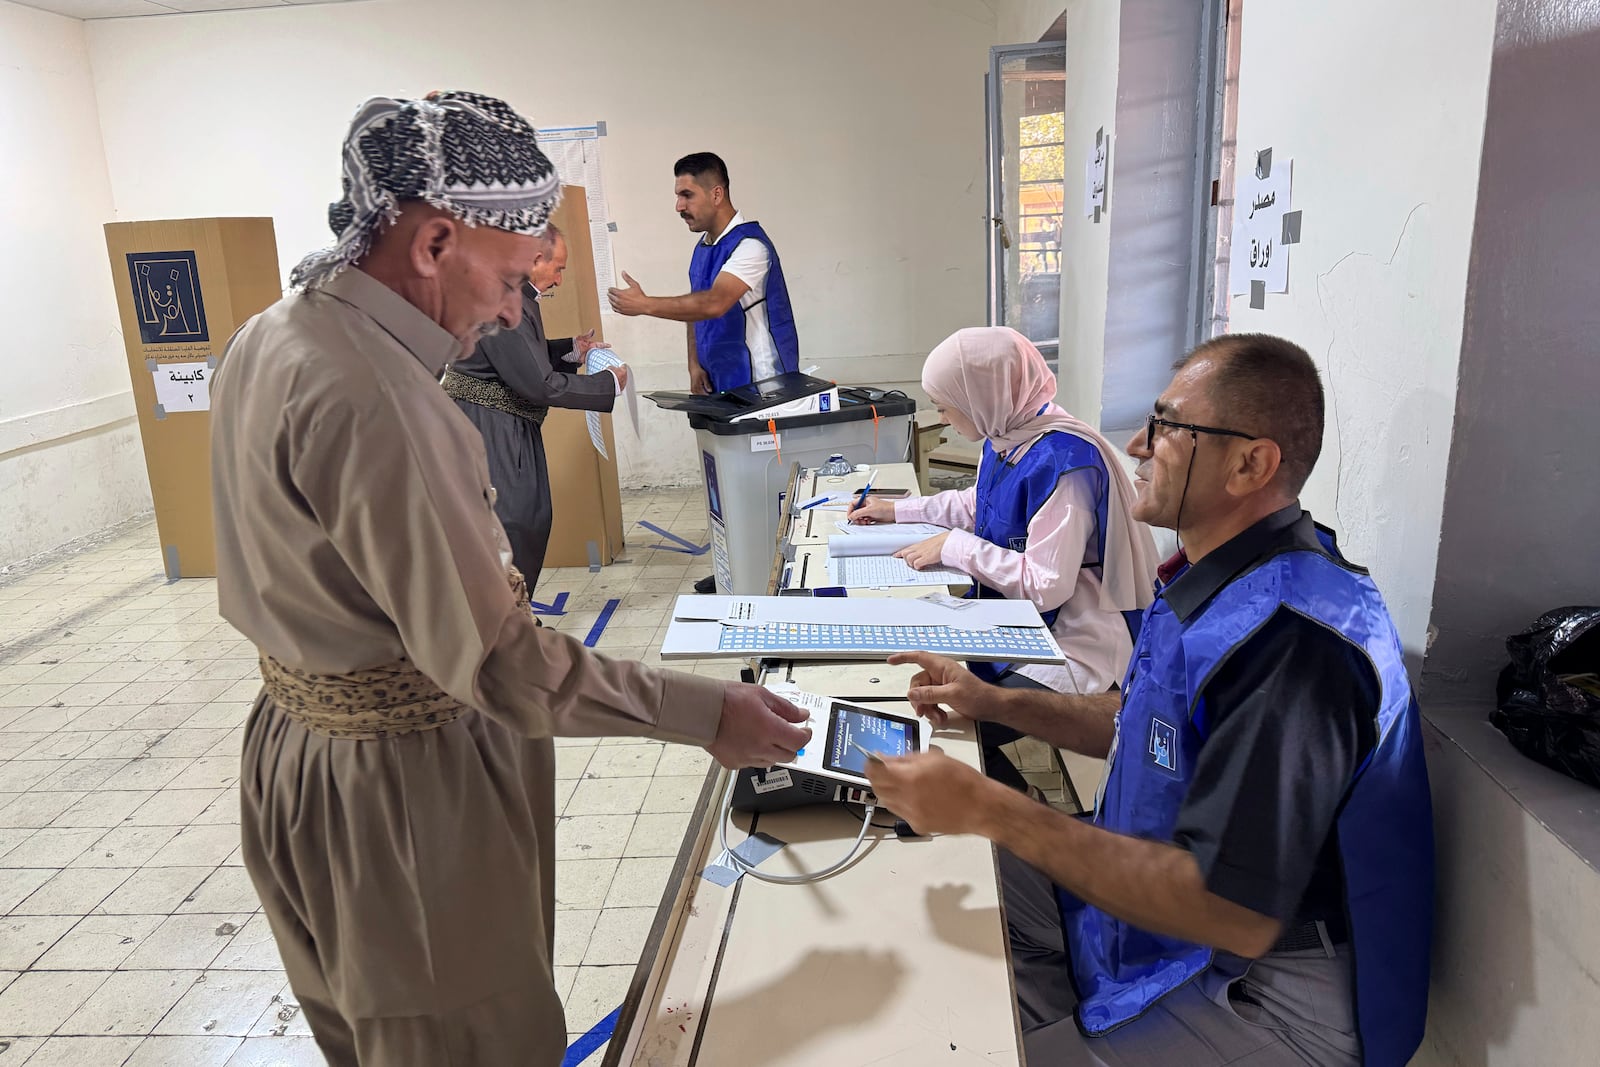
[731,689,930,813]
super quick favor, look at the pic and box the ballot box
[648,378,915,594]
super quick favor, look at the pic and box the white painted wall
[0,0,151,569]
[83,0,1001,487]
[994,0,1064,45]
[1223,0,1500,658]
[1054,0,1119,427]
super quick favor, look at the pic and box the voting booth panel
[536,185,626,569]
[103,217,282,579]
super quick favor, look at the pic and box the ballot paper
[826,554,971,589]
[828,522,950,557]
[659,594,1066,663]
[582,346,638,458]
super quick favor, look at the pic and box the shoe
[694,574,717,594]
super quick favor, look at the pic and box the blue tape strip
[637,520,710,556]
[529,591,570,616]
[562,1005,620,1066]
[584,599,621,647]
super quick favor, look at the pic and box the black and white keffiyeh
[290,90,561,291]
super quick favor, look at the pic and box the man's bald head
[529,224,569,293]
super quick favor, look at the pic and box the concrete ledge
[1414,695,1600,1065]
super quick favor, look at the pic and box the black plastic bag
[1491,607,1600,789]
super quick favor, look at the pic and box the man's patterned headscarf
[290,91,561,291]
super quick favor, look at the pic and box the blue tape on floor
[637,520,710,556]
[562,1004,620,1066]
[584,599,621,647]
[529,591,570,616]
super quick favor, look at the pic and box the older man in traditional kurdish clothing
[210,91,810,1066]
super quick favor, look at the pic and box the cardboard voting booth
[103,217,282,579]
[536,185,626,569]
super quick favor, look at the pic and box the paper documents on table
[828,522,950,557]
[582,346,638,458]
[658,594,1065,663]
[826,554,970,589]
[673,594,1039,630]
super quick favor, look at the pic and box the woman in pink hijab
[849,327,1158,790]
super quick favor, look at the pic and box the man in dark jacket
[443,224,629,589]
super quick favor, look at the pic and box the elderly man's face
[1125,357,1234,532]
[528,236,569,294]
[438,222,539,347]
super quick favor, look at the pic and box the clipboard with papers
[658,594,1066,663]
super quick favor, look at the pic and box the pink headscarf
[921,327,1077,452]
[921,326,1160,611]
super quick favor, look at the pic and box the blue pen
[853,469,878,513]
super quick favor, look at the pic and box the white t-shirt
[705,212,781,382]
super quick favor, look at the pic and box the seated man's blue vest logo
[1008,536,1028,552]
[1148,718,1177,772]
[127,251,209,345]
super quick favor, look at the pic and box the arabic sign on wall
[151,361,211,413]
[1084,127,1108,221]
[1229,151,1293,298]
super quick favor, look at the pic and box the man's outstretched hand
[706,684,813,768]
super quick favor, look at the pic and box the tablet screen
[823,702,921,779]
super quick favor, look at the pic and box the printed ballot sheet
[826,554,969,588]
[582,347,638,458]
[660,595,1065,663]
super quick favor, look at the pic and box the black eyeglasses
[1145,415,1259,452]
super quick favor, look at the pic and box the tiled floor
[0,487,740,1066]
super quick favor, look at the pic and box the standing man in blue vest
[607,152,800,395]
[609,151,801,592]
[865,334,1434,1066]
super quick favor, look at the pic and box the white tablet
[766,688,931,786]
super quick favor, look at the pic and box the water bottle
[818,453,853,477]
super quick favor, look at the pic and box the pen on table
[799,495,836,511]
[853,469,878,513]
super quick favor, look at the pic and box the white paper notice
[1084,134,1108,219]
[1229,156,1293,295]
[536,126,620,309]
[151,361,211,413]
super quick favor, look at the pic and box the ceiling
[13,0,361,19]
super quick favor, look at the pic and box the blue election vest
[1059,525,1434,1066]
[969,430,1109,683]
[688,221,799,393]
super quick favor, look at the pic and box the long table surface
[605,461,1023,1066]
